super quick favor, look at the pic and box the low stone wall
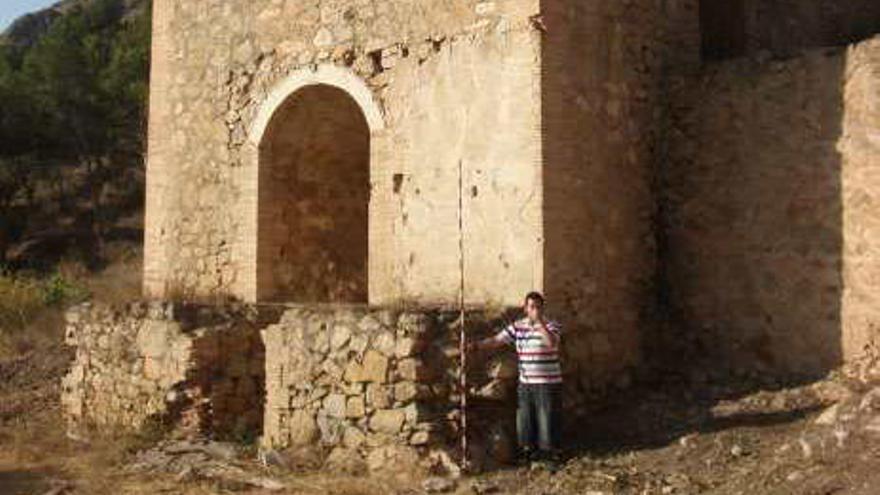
[261,306,518,470]
[62,302,522,469]
[62,302,275,439]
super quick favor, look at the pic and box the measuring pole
[457,158,469,471]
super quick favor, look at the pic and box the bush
[0,269,89,357]
[0,269,88,331]
[42,271,88,306]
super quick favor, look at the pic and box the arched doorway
[257,84,370,303]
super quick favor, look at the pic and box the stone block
[394,382,418,404]
[344,360,364,383]
[370,409,406,434]
[361,350,389,383]
[366,384,393,409]
[346,396,366,418]
[350,334,369,355]
[396,358,430,381]
[331,325,352,350]
[317,413,345,446]
[343,426,367,448]
[323,394,347,418]
[374,331,396,356]
[136,321,174,359]
[288,410,319,446]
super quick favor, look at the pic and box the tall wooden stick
[457,158,468,471]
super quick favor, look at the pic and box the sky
[0,0,57,32]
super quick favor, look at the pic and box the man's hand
[535,317,559,349]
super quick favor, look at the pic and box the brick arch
[237,65,385,304]
[248,64,385,146]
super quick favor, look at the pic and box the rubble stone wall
[261,306,521,469]
[665,37,880,377]
[62,303,525,468]
[62,303,273,439]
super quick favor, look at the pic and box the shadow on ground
[0,469,54,495]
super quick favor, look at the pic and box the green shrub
[42,272,88,306]
[0,270,88,332]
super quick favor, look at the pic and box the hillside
[0,0,151,271]
[2,0,147,48]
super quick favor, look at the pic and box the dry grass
[0,266,88,359]
[0,273,45,331]
[0,245,143,359]
[82,243,143,305]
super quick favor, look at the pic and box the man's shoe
[517,448,535,467]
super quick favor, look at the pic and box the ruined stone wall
[62,303,272,439]
[143,0,544,307]
[63,303,524,469]
[665,37,880,378]
[261,306,519,470]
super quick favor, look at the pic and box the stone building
[63,0,880,463]
[142,0,697,401]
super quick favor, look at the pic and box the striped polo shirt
[494,318,563,385]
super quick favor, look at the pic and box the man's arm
[467,324,515,353]
[468,336,507,353]
[535,318,560,349]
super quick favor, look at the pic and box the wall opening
[700,0,746,61]
[257,84,370,303]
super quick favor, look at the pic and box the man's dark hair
[524,291,545,306]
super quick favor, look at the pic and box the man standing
[468,291,563,468]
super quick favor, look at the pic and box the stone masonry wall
[539,0,694,396]
[144,0,545,307]
[142,0,713,398]
[261,306,520,471]
[665,37,880,378]
[62,303,275,439]
[63,303,526,469]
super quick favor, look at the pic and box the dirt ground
[2,319,880,495]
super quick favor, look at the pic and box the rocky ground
[2,325,880,495]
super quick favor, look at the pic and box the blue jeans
[517,383,563,454]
